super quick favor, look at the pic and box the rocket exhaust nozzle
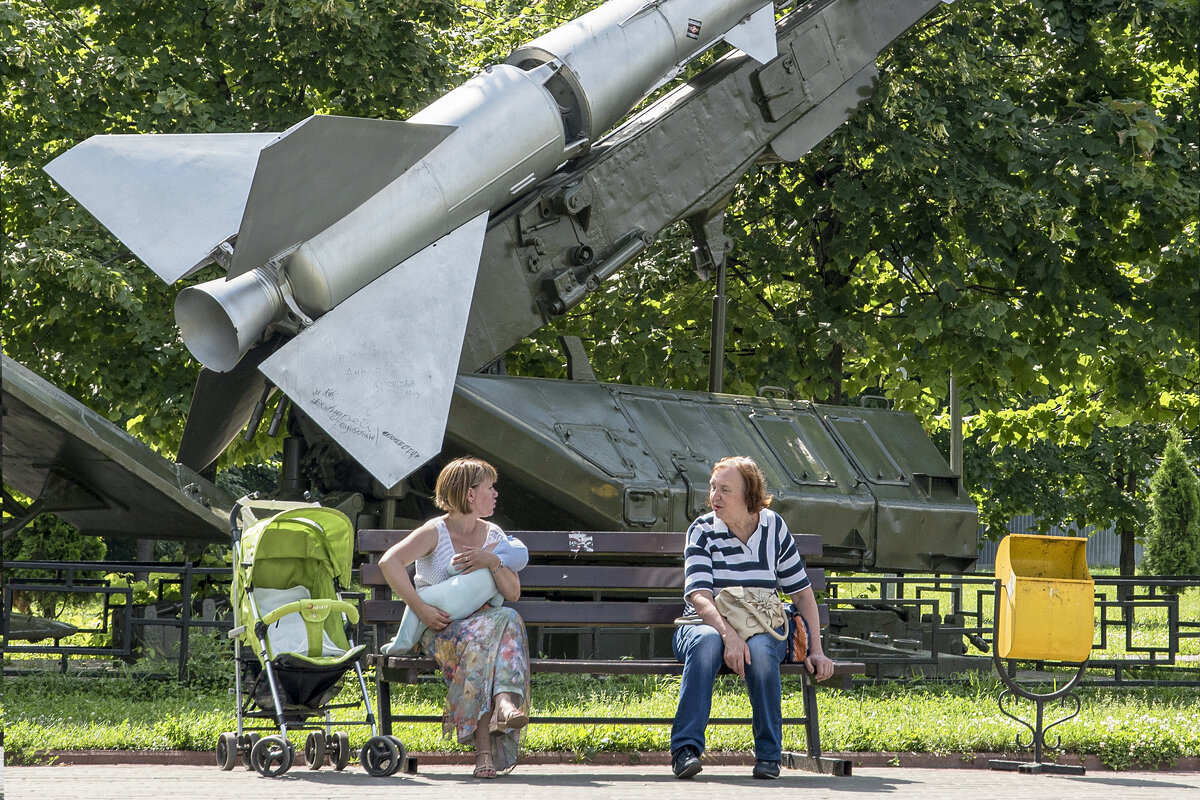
[175,268,284,372]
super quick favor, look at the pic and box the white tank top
[413,517,505,589]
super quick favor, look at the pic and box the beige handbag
[714,586,788,641]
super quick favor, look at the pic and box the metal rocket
[45,0,783,486]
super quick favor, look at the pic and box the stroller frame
[216,496,407,777]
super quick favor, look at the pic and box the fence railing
[825,573,1200,685]
[3,561,1198,686]
[2,560,232,681]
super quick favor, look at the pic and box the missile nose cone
[176,268,284,372]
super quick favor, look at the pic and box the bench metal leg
[783,673,853,776]
[802,672,821,758]
[782,752,854,776]
[376,672,393,737]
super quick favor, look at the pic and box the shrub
[1141,431,1200,589]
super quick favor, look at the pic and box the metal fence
[4,559,1196,686]
[2,560,232,681]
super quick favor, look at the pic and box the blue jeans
[671,623,788,761]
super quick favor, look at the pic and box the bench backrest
[358,530,825,635]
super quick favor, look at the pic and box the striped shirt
[681,508,810,616]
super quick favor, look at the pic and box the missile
[45,0,779,486]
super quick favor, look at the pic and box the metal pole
[708,260,727,393]
[949,373,963,479]
[179,563,193,682]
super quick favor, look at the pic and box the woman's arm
[377,523,452,630]
[689,589,751,678]
[451,539,521,601]
[789,586,833,681]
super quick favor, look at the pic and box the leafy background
[3,0,1197,545]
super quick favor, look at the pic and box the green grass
[4,660,1198,770]
[6,577,1196,770]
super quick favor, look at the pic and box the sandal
[489,704,530,734]
[473,751,497,779]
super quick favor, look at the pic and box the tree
[1142,430,1200,584]
[2,0,459,463]
[2,513,106,617]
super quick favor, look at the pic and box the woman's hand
[415,601,452,631]
[805,651,834,682]
[451,545,501,574]
[721,631,751,677]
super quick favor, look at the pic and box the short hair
[434,457,499,515]
[711,456,772,514]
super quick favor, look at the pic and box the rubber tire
[331,731,351,771]
[251,734,294,777]
[216,732,238,771]
[305,731,326,770]
[385,736,407,776]
[359,735,400,777]
[242,733,261,770]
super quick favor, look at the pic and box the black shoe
[752,759,780,779]
[672,747,702,779]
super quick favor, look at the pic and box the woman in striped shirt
[670,456,833,780]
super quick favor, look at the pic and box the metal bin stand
[989,534,1094,775]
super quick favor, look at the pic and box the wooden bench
[359,529,863,775]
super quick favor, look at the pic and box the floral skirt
[421,605,530,771]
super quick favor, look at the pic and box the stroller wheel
[305,731,326,770]
[216,732,239,771]
[360,735,400,777]
[242,733,261,770]
[330,731,351,771]
[386,736,408,775]
[251,734,295,777]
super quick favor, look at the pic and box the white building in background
[976,515,1143,569]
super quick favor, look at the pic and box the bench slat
[367,653,864,679]
[358,529,824,557]
[361,562,824,594]
[363,599,830,627]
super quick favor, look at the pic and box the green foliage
[2,513,105,616]
[967,422,1175,540]
[2,0,459,464]
[3,0,1197,545]
[1141,430,1200,582]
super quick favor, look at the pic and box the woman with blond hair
[378,457,530,778]
[670,456,833,780]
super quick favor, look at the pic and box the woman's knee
[680,627,724,670]
[746,636,783,675]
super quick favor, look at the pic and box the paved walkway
[6,762,1200,800]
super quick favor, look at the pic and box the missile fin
[227,115,457,278]
[258,212,489,488]
[176,335,285,472]
[44,132,276,283]
[721,3,778,64]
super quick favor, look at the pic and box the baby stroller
[215,498,406,777]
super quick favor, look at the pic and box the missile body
[46,0,778,485]
[173,0,776,372]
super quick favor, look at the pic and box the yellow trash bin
[994,534,1094,662]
